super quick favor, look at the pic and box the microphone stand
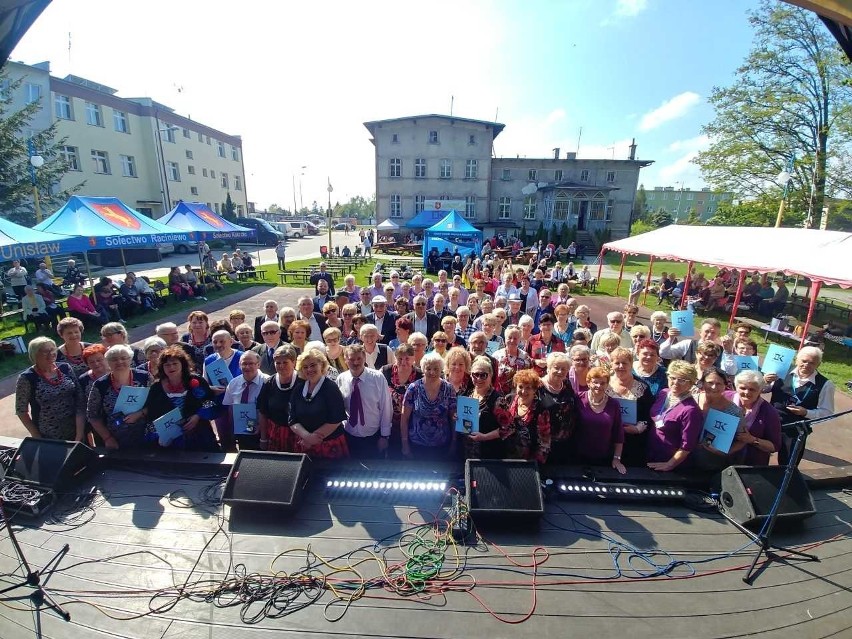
[0,497,71,621]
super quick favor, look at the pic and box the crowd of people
[14,258,837,474]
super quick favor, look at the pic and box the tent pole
[681,261,694,310]
[83,251,95,292]
[642,255,655,307]
[120,249,127,271]
[615,252,626,296]
[799,280,821,350]
[727,269,747,331]
[596,248,605,283]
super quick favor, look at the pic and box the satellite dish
[521,183,537,196]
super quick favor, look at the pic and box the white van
[274,221,312,238]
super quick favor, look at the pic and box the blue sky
[10,0,762,208]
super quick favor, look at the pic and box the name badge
[654,418,666,430]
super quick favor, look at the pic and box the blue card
[232,403,258,435]
[670,310,695,337]
[205,358,233,387]
[486,340,500,355]
[456,396,480,434]
[734,355,760,372]
[153,407,184,446]
[761,344,796,377]
[700,408,740,454]
[114,385,149,415]
[617,398,637,424]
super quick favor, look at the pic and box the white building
[364,114,652,243]
[4,60,249,219]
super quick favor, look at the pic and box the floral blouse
[492,348,533,393]
[499,394,552,463]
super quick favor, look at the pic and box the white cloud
[639,92,701,131]
[544,108,566,127]
[668,134,710,152]
[614,0,648,18]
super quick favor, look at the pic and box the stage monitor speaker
[222,451,311,513]
[12,438,96,490]
[465,459,544,522]
[718,465,816,529]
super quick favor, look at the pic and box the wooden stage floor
[0,460,850,639]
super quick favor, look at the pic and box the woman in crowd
[203,329,243,448]
[94,277,124,323]
[35,282,65,330]
[287,319,311,354]
[430,331,450,359]
[137,337,166,384]
[87,344,151,449]
[228,310,247,330]
[646,360,704,472]
[607,347,654,467]
[445,346,473,397]
[21,285,51,332]
[143,346,219,451]
[692,367,747,470]
[571,327,592,348]
[257,344,300,451]
[649,311,669,345]
[323,327,348,377]
[553,304,575,347]
[464,356,511,459]
[539,352,578,463]
[629,325,651,351]
[401,352,457,460]
[632,339,668,397]
[78,343,108,399]
[695,341,734,380]
[101,322,146,367]
[339,304,359,343]
[569,344,592,394]
[278,307,297,340]
[181,311,211,372]
[55,317,90,377]
[592,332,622,370]
[15,336,85,442]
[574,304,597,334]
[381,343,422,455]
[394,297,410,317]
[219,253,238,281]
[732,370,782,466]
[67,283,106,329]
[499,369,552,464]
[573,366,626,473]
[168,266,194,301]
[388,317,411,351]
[481,313,505,351]
[322,302,342,329]
[492,325,532,393]
[441,316,466,350]
[408,332,428,368]
[234,323,259,352]
[288,347,349,458]
[624,304,643,330]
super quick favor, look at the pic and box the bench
[237,269,267,281]
[278,271,314,285]
[1,308,23,328]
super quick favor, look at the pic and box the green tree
[651,208,673,228]
[824,200,852,231]
[704,196,793,227]
[694,1,852,227]
[684,208,701,225]
[222,192,236,220]
[534,221,545,243]
[632,184,648,222]
[0,73,81,225]
[630,219,655,237]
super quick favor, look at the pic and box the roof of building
[364,114,506,138]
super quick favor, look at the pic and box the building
[4,60,249,220]
[643,186,733,222]
[363,114,652,243]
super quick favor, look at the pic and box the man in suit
[296,296,327,341]
[251,320,286,375]
[313,279,333,312]
[365,295,397,345]
[253,300,279,342]
[309,262,335,295]
[405,294,441,341]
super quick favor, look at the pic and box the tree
[824,199,852,231]
[0,73,82,226]
[704,196,791,227]
[650,209,673,228]
[630,220,654,237]
[534,221,545,243]
[694,1,852,227]
[222,192,236,220]
[632,184,648,223]
[684,208,702,226]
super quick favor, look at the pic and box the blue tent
[35,196,192,249]
[423,210,482,268]
[0,215,89,261]
[405,208,454,229]
[159,201,256,241]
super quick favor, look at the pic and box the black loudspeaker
[222,451,311,512]
[12,438,96,490]
[465,459,544,522]
[718,465,816,528]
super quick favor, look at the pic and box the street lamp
[154,118,179,215]
[775,153,795,228]
[327,178,333,254]
[27,138,44,222]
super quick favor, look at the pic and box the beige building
[364,114,652,242]
[5,60,248,220]
[644,186,733,222]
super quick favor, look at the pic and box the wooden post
[727,269,747,330]
[615,252,626,296]
[799,280,821,350]
[642,255,655,307]
[680,261,694,310]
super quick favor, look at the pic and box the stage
[0,448,850,639]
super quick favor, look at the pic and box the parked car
[157,243,176,256]
[333,223,356,231]
[304,221,321,235]
[172,241,199,254]
[238,217,285,246]
[274,221,312,238]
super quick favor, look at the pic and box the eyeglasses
[343,313,355,317]
[415,303,426,307]
[610,320,623,324]
[470,371,489,380]
[433,338,447,343]
[261,329,280,335]
[668,377,693,385]
[324,310,337,315]
[325,337,340,343]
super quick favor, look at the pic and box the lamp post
[154,117,179,215]
[775,153,795,228]
[27,138,44,223]
[327,178,333,254]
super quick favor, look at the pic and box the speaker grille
[223,452,309,510]
[466,460,543,518]
[732,467,812,517]
[12,438,95,489]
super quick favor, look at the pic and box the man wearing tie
[366,295,397,345]
[336,343,393,459]
[253,300,279,342]
[252,321,286,376]
[222,351,269,450]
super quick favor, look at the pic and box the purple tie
[350,377,364,427]
[240,381,251,403]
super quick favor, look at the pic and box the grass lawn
[604,253,692,279]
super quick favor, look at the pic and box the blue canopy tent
[405,208,455,229]
[422,210,482,269]
[0,215,89,261]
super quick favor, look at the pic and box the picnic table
[237,269,267,281]
[279,270,314,285]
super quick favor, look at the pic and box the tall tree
[222,192,236,220]
[0,74,81,225]
[694,1,852,226]
[705,197,789,227]
[632,184,648,223]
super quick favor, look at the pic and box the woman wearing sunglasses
[463,356,511,459]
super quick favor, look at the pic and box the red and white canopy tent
[597,225,852,349]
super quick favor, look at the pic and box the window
[391,133,399,144]
[120,155,136,177]
[554,169,563,182]
[221,173,229,189]
[674,190,681,200]
[428,130,439,144]
[214,203,220,213]
[580,169,590,182]
[191,186,199,195]
[440,159,452,179]
[686,191,694,200]
[206,135,211,145]
[188,165,195,175]
[164,127,176,143]
[501,168,511,180]
[91,150,110,174]
[55,95,73,120]
[389,158,401,178]
[113,110,129,133]
[210,170,216,179]
[237,205,244,215]
[202,168,208,177]
[235,175,242,191]
[528,169,537,181]
[590,199,607,220]
[60,146,80,171]
[186,150,193,159]
[25,83,41,104]
[85,102,103,126]
[523,196,536,220]
[710,193,717,201]
[415,158,426,178]
[606,199,614,220]
[217,141,225,158]
[554,199,569,221]
[415,195,425,212]
[439,194,450,201]
[606,170,616,183]
[167,161,180,181]
[0,78,10,99]
[662,192,668,200]
[465,196,476,220]
[183,128,190,138]
[468,134,476,145]
[231,146,239,161]
[465,159,478,179]
[198,132,203,142]
[498,196,512,220]
[390,194,401,218]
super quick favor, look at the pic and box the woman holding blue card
[732,370,782,466]
[464,356,511,460]
[691,367,747,471]
[646,361,703,472]
[607,348,653,467]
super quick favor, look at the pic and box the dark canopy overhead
[0,0,50,68]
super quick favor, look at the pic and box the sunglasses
[343,313,355,317]
[470,371,489,380]
[262,330,280,335]
[433,339,447,343]
[324,310,336,315]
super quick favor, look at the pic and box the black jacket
[404,311,441,341]
[366,311,398,345]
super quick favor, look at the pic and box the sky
[10,0,763,209]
